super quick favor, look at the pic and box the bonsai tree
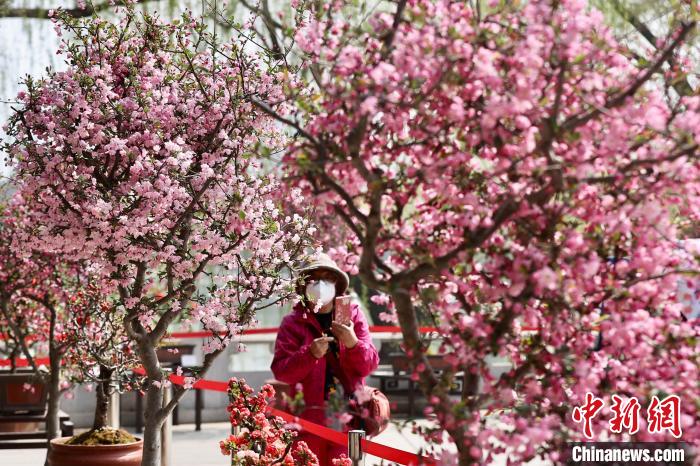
[3,6,312,466]
[60,280,141,445]
[0,203,139,456]
[220,378,320,465]
[0,207,80,442]
[236,0,700,463]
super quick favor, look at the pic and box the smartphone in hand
[334,295,352,326]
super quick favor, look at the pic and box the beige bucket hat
[297,252,350,295]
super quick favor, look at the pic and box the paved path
[0,421,440,466]
[0,421,547,465]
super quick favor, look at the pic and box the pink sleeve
[271,317,319,384]
[341,304,379,377]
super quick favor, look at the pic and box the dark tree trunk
[46,353,61,440]
[350,276,382,324]
[390,286,476,466]
[93,365,114,430]
[43,346,62,466]
[140,381,164,466]
[45,301,62,441]
[137,336,165,466]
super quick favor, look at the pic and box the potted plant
[47,286,143,466]
[0,206,142,464]
[47,364,143,466]
[220,378,322,465]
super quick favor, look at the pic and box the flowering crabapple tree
[60,280,140,433]
[3,6,312,465]
[241,0,700,463]
[0,206,76,442]
[0,204,133,444]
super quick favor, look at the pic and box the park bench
[0,371,74,448]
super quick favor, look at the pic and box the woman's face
[304,269,338,311]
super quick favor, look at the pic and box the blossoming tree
[4,7,312,466]
[0,207,75,441]
[0,204,135,446]
[242,0,700,463]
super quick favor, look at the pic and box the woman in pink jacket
[271,253,379,465]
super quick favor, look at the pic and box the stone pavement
[0,421,548,465]
[0,421,440,466]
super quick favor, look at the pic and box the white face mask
[305,279,336,308]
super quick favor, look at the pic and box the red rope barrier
[168,326,443,339]
[167,325,541,340]
[269,408,435,465]
[131,368,435,465]
[0,325,544,342]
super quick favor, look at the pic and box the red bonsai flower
[221,378,319,465]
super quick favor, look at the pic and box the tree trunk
[137,341,222,466]
[390,285,476,466]
[350,276,382,325]
[46,303,62,441]
[93,365,114,430]
[43,348,62,466]
[462,370,479,401]
[140,381,164,466]
[137,336,165,466]
[46,356,61,440]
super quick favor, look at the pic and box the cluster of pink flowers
[220,378,319,465]
[0,208,133,382]
[4,8,311,356]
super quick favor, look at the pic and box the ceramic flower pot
[48,437,143,466]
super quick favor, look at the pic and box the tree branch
[561,21,696,132]
[609,0,694,97]
[0,0,163,19]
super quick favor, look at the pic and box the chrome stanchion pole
[107,390,120,429]
[348,430,366,466]
[161,377,173,466]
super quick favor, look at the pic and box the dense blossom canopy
[4,9,311,352]
[279,0,700,462]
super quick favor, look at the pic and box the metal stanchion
[107,391,120,429]
[348,430,366,466]
[161,380,173,466]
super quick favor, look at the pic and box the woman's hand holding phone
[310,336,335,359]
[331,321,358,349]
[332,295,358,348]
